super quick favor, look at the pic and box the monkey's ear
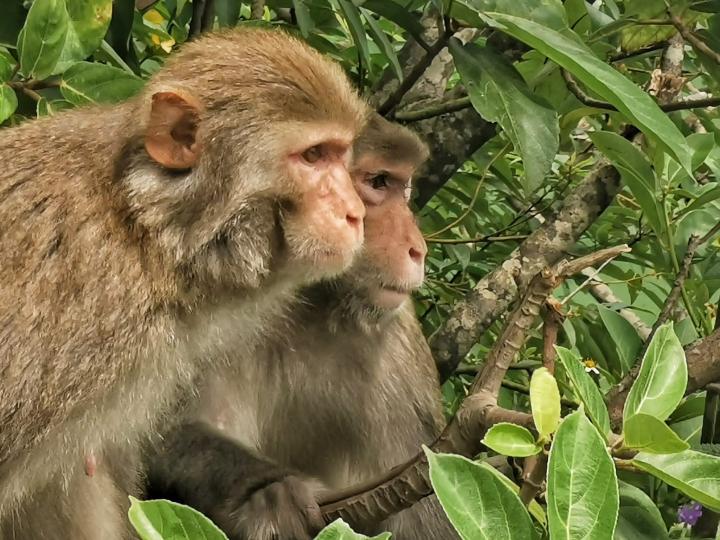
[145,91,203,170]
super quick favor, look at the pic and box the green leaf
[555,347,611,438]
[590,131,665,237]
[482,422,542,457]
[0,51,15,83]
[36,97,72,116]
[215,0,241,27]
[530,367,561,437]
[335,0,372,74]
[480,12,692,172]
[623,323,687,423]
[292,0,314,38]
[478,462,547,527]
[547,410,619,540]
[426,448,537,540]
[315,519,391,540]
[633,450,720,511]
[449,39,558,193]
[54,0,113,74]
[60,61,143,105]
[597,306,642,375]
[128,497,229,540]
[361,8,403,82]
[0,84,18,124]
[361,0,425,43]
[615,481,669,540]
[624,413,691,454]
[18,0,69,80]
[678,185,720,218]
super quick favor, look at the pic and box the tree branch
[431,163,622,381]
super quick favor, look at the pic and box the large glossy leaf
[18,0,69,80]
[624,413,690,454]
[634,450,720,511]
[530,367,561,437]
[60,61,144,104]
[597,305,642,375]
[449,39,558,193]
[615,481,669,540]
[547,410,618,540]
[315,519,391,540]
[128,497,228,540]
[479,12,692,172]
[482,422,542,457]
[0,84,18,124]
[555,347,611,438]
[54,0,113,74]
[590,131,665,237]
[623,323,687,423]
[464,0,567,29]
[426,449,537,540]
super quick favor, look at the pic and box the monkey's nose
[408,246,424,265]
[346,213,362,231]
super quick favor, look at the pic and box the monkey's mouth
[372,283,411,310]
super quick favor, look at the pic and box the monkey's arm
[145,421,325,539]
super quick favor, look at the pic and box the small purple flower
[677,502,703,527]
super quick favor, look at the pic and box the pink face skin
[353,159,427,311]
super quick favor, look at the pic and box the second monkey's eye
[370,173,389,190]
[302,145,323,164]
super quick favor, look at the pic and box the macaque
[0,27,369,535]
[145,114,459,540]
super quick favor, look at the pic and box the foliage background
[2,0,720,538]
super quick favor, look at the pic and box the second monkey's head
[324,114,429,323]
[124,28,370,293]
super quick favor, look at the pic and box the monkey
[0,27,371,536]
[144,113,460,540]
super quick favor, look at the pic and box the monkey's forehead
[145,28,369,128]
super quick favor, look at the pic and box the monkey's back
[0,107,175,508]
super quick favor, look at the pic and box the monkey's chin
[371,286,409,310]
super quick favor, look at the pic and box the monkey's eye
[370,173,389,190]
[301,145,323,164]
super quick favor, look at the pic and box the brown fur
[0,26,369,531]
[145,118,458,539]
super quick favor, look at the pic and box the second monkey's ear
[145,91,203,170]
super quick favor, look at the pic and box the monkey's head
[122,28,369,292]
[330,114,429,320]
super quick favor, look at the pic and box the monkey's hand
[228,475,326,540]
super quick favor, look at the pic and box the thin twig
[609,42,668,62]
[640,234,701,357]
[425,142,511,239]
[393,96,472,122]
[671,13,720,65]
[426,234,529,244]
[562,69,720,111]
